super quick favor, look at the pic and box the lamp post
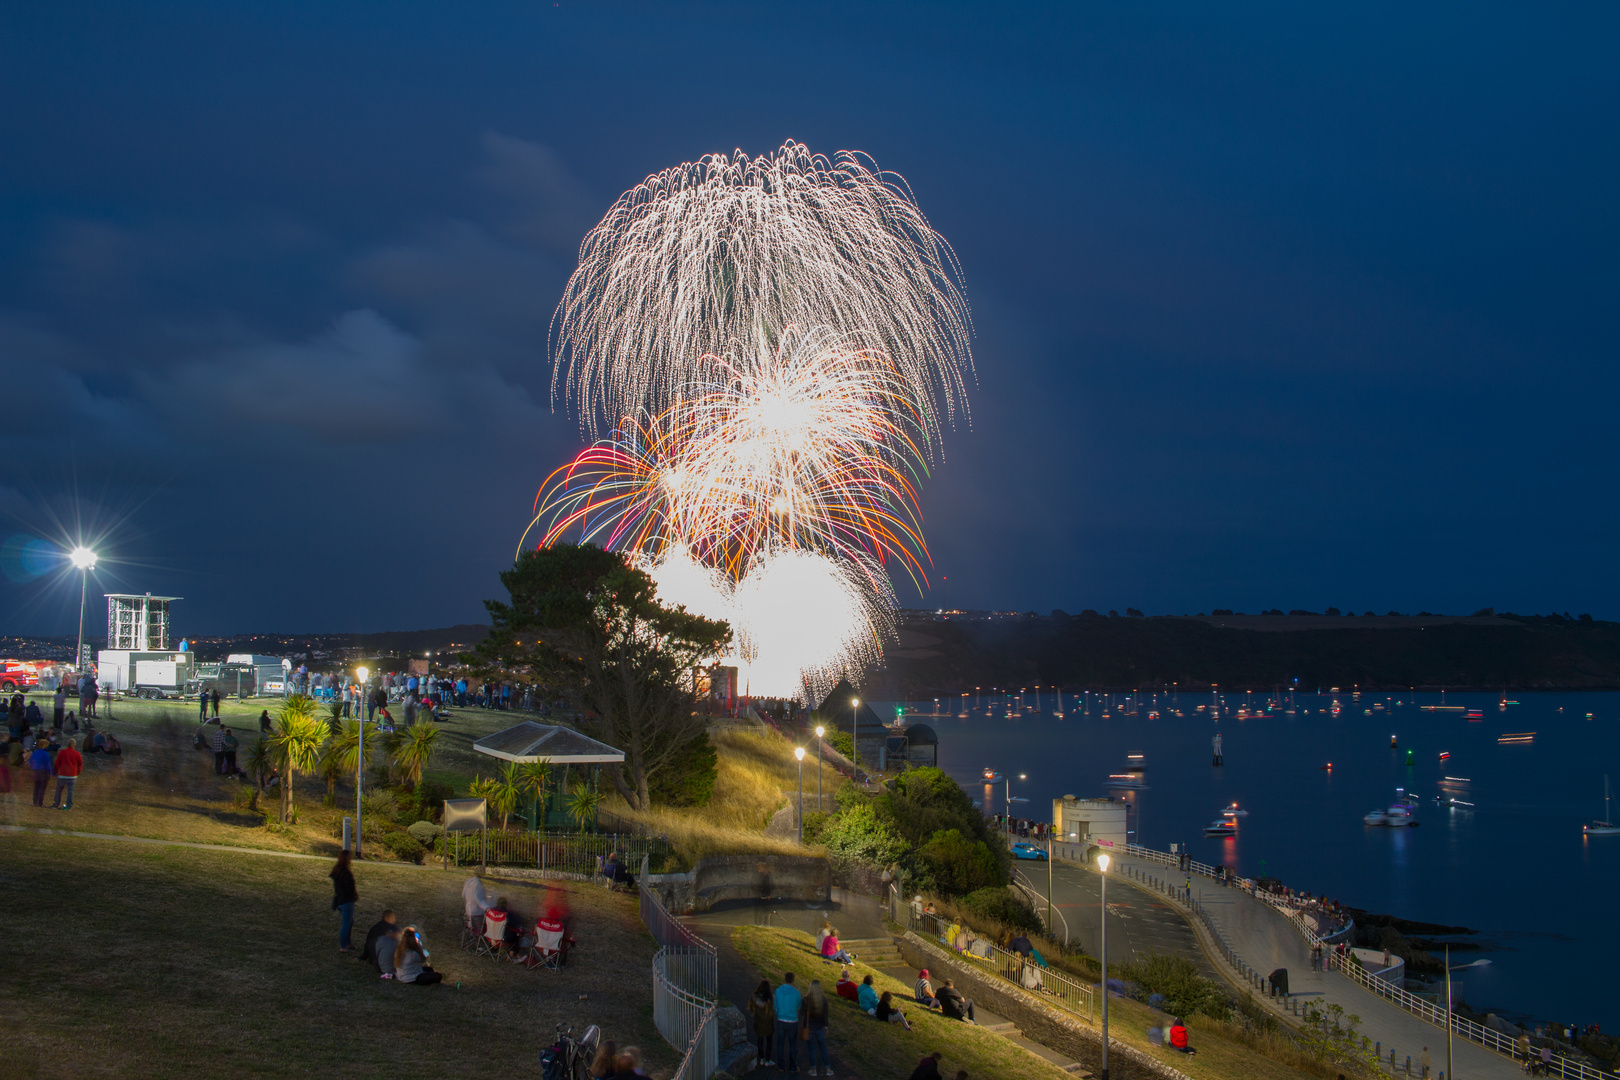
[1098,852,1111,1080]
[1445,945,1455,1080]
[850,697,860,779]
[794,747,806,843]
[355,666,369,857]
[68,547,96,676]
[814,724,825,809]
[1005,772,1026,837]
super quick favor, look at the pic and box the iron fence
[641,883,718,1078]
[434,830,668,879]
[906,907,1094,1022]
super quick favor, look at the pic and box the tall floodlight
[355,666,370,857]
[1098,852,1112,1079]
[68,547,97,674]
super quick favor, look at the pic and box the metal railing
[906,908,1093,1022]
[641,883,718,1078]
[1114,845,1618,1080]
[435,830,668,878]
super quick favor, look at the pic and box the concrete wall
[644,854,831,914]
[1053,795,1128,847]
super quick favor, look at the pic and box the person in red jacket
[53,736,84,809]
[1169,1017,1196,1054]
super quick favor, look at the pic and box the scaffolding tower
[106,593,181,652]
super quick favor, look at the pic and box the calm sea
[871,689,1620,1027]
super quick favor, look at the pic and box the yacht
[981,768,1003,783]
[1222,802,1248,817]
[1364,809,1389,826]
[1204,819,1237,837]
[1585,776,1620,836]
[1106,773,1147,790]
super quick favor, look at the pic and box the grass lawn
[731,926,1076,1080]
[0,831,670,1079]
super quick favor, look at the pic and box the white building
[1052,795,1129,848]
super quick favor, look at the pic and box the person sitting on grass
[361,910,398,966]
[820,929,855,964]
[908,1051,944,1080]
[937,979,976,1023]
[914,969,939,1008]
[373,921,403,976]
[1168,1017,1195,1054]
[857,973,880,1014]
[835,967,859,1002]
[393,927,442,985]
[876,991,912,1030]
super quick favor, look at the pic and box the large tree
[475,545,731,810]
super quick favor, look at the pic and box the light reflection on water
[873,690,1620,1025]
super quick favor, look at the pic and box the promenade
[1018,847,1525,1079]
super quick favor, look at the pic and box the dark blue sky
[3,2,1616,634]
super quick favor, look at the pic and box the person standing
[773,970,801,1074]
[210,688,221,719]
[52,685,66,729]
[222,728,239,775]
[213,724,227,774]
[199,686,210,723]
[259,709,272,733]
[802,979,831,1077]
[52,737,83,809]
[29,740,53,807]
[331,850,359,952]
[748,980,775,1067]
[1420,1047,1431,1078]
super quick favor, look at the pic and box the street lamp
[68,547,96,677]
[1005,772,1027,837]
[794,747,806,843]
[814,724,825,808]
[1097,852,1111,1080]
[850,697,860,778]
[355,666,369,857]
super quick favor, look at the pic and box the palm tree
[269,694,328,825]
[567,780,602,833]
[319,719,368,801]
[390,722,440,791]
[517,759,553,832]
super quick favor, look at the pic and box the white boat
[1585,776,1620,836]
[981,768,1003,783]
[1106,773,1147,790]
[1204,819,1237,836]
[1384,804,1412,827]
[1222,802,1248,817]
[1364,810,1389,826]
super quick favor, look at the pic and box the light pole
[814,724,825,809]
[355,666,369,857]
[1005,772,1026,837]
[69,547,97,677]
[1445,945,1455,1080]
[1098,852,1111,1080]
[850,697,860,779]
[794,746,806,843]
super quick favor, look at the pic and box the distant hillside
[866,612,1620,694]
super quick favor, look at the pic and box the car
[1011,842,1049,861]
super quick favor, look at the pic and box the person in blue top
[28,743,53,807]
[857,973,880,1014]
[773,970,801,1073]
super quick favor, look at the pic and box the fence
[434,830,668,879]
[641,882,718,1080]
[905,907,1094,1023]
[1112,845,1618,1080]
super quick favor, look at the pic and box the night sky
[3,2,1616,635]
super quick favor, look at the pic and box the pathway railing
[906,908,1093,1023]
[641,883,718,1079]
[1113,844,1617,1079]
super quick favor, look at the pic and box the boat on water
[1204,819,1237,836]
[1106,773,1147,790]
[1124,753,1147,772]
[1584,776,1620,836]
[1222,802,1248,817]
[1367,792,1416,826]
[981,768,1003,783]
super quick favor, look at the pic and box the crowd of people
[4,691,121,808]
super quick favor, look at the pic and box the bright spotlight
[69,546,97,570]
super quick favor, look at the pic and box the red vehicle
[0,660,45,691]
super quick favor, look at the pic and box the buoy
[1390,734,1398,748]
[1321,762,1333,770]
[1405,749,1414,765]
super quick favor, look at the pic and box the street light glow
[69,546,97,570]
[795,746,806,761]
[1097,853,1110,873]
[815,725,825,738]
[356,666,370,683]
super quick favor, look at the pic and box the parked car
[1011,842,1049,861]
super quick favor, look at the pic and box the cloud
[474,132,602,252]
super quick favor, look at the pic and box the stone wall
[644,854,831,914]
[899,931,1192,1080]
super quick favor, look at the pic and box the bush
[818,802,907,866]
[1116,952,1229,1020]
[381,831,427,865]
[959,886,1043,934]
[916,829,1005,896]
[403,779,454,824]
[826,730,854,759]
[800,811,831,845]
[647,732,718,808]
[407,820,442,845]
[361,789,399,820]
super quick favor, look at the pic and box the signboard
[442,798,487,834]
[408,659,430,676]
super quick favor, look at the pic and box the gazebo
[472,721,625,830]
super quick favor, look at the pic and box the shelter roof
[473,721,625,765]
[904,723,938,745]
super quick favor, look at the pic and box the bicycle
[541,1022,601,1080]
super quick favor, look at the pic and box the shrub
[407,820,443,845]
[1116,952,1229,1020]
[818,802,907,867]
[800,811,831,845]
[381,831,427,865]
[826,730,854,759]
[361,789,399,819]
[959,886,1043,934]
[647,732,718,808]
[409,779,454,822]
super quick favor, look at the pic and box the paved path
[1019,850,1524,1080]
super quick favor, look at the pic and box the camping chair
[459,911,481,952]
[524,917,567,972]
[477,909,510,962]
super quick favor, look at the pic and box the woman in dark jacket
[747,979,775,1067]
[330,850,358,951]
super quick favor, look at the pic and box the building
[1052,795,1128,848]
[98,593,192,694]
